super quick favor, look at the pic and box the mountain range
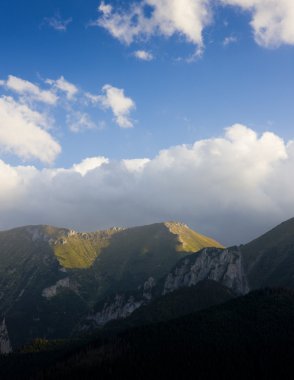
[1,217,294,378]
[0,221,222,351]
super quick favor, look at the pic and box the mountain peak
[164,221,189,228]
[163,221,223,252]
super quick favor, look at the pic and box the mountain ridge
[0,221,223,351]
[82,217,294,328]
[0,222,223,269]
[2,217,294,353]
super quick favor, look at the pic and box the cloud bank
[0,124,293,245]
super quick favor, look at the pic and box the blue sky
[0,0,294,244]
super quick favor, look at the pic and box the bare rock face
[143,277,156,300]
[163,247,249,295]
[0,319,12,354]
[42,277,78,299]
[88,277,157,326]
[89,295,144,326]
[86,248,250,328]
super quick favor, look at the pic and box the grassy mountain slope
[53,222,222,271]
[164,222,222,252]
[241,217,294,289]
[0,222,222,349]
[89,222,223,292]
[53,228,122,269]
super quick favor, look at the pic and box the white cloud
[87,84,136,128]
[123,158,150,172]
[95,0,294,51]
[66,111,97,133]
[1,124,294,245]
[98,2,112,16]
[44,13,72,32]
[72,156,109,176]
[221,0,294,47]
[0,75,57,105]
[134,50,154,61]
[96,0,212,51]
[46,76,78,100]
[0,96,61,164]
[1,74,134,136]
[0,160,24,207]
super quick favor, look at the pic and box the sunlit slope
[165,222,223,252]
[53,229,122,269]
[84,222,223,291]
[51,222,223,304]
[0,222,223,295]
[53,222,223,275]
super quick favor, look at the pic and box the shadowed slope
[242,217,294,289]
[3,288,293,380]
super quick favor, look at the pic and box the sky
[0,0,294,245]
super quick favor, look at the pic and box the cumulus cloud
[46,76,78,100]
[1,73,137,136]
[221,0,294,47]
[0,96,61,164]
[96,0,212,51]
[0,124,294,245]
[95,0,294,51]
[122,158,150,172]
[72,156,109,176]
[134,50,154,61]
[87,84,135,128]
[0,75,57,105]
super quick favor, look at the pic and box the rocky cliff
[0,319,12,354]
[87,247,249,327]
[86,277,156,327]
[163,247,248,295]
